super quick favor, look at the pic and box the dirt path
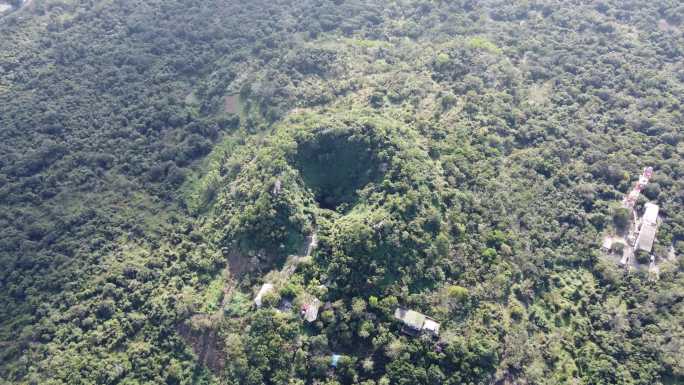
[648,260,660,281]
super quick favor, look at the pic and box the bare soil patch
[177,315,225,372]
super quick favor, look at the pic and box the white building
[636,203,659,253]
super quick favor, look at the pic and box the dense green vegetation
[1,0,683,384]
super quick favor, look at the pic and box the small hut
[636,203,659,253]
[394,308,440,336]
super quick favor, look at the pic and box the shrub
[610,242,625,254]
[612,207,632,233]
[634,250,651,264]
[446,285,469,301]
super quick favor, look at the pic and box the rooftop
[642,202,659,225]
[394,308,426,330]
[637,224,658,253]
[394,308,440,336]
[636,203,659,253]
[423,319,440,335]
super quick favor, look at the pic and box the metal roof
[423,319,440,335]
[394,308,426,330]
[394,308,441,335]
[642,203,659,224]
[637,224,658,252]
[636,203,659,253]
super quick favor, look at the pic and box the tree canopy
[0,0,683,384]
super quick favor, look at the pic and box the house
[394,308,440,336]
[254,283,274,308]
[636,203,659,253]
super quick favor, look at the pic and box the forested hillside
[1,0,683,384]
